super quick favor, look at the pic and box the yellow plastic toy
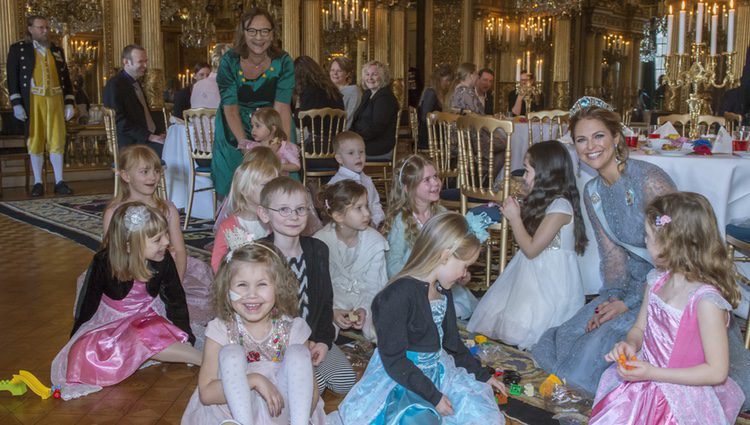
[10,370,51,400]
[539,374,563,398]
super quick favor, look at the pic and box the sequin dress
[181,317,326,425]
[590,272,745,424]
[330,297,504,425]
[468,198,584,349]
[531,159,676,395]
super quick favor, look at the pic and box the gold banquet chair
[724,112,742,133]
[296,108,347,186]
[408,106,423,154]
[182,108,218,229]
[456,114,514,286]
[527,109,569,146]
[427,111,462,211]
[696,115,726,135]
[657,114,691,137]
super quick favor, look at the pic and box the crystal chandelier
[133,0,183,24]
[25,0,102,34]
[180,0,216,48]
[514,0,582,18]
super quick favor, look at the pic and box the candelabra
[68,40,98,77]
[322,0,368,58]
[663,43,737,138]
[516,80,542,116]
[180,0,216,48]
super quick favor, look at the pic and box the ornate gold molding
[432,0,462,68]
[145,68,164,110]
[553,82,570,109]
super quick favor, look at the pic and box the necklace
[244,55,268,70]
[234,314,285,363]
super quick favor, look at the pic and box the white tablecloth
[510,122,567,170]
[572,148,750,295]
[162,124,215,220]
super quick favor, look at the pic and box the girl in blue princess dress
[329,212,506,425]
[468,140,588,350]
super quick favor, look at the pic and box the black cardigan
[350,85,400,156]
[261,235,335,348]
[72,249,195,345]
[372,277,492,406]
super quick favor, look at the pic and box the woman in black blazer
[350,61,400,158]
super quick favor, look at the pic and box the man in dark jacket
[7,15,75,196]
[103,45,165,157]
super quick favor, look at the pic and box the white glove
[65,104,75,121]
[13,105,27,121]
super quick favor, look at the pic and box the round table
[162,124,215,220]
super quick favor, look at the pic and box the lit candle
[526,51,531,73]
[710,4,718,55]
[696,3,704,44]
[516,59,522,81]
[727,0,735,52]
[667,5,674,55]
[520,24,525,43]
[536,60,543,82]
[678,1,686,54]
[505,25,510,43]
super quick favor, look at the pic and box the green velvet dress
[211,49,294,196]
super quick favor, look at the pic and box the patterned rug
[0,194,213,262]
[4,194,748,424]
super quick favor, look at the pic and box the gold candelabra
[663,43,737,138]
[516,80,542,116]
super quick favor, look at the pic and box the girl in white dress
[314,180,388,341]
[468,140,588,349]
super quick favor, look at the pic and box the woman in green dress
[212,8,294,197]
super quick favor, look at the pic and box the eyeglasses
[244,27,272,37]
[265,206,309,217]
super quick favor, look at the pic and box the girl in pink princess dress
[102,145,214,346]
[240,106,300,175]
[52,203,202,400]
[590,192,745,425]
[182,239,325,425]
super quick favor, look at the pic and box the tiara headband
[569,96,614,117]
[223,227,281,263]
[124,205,150,233]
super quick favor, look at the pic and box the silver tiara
[569,96,614,117]
[222,227,281,263]
[124,205,151,233]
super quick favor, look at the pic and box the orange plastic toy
[618,354,638,370]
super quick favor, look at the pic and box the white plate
[659,150,691,157]
[734,151,750,158]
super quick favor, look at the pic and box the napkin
[622,126,635,137]
[656,122,679,137]
[712,126,732,153]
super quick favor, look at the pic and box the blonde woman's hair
[251,107,287,141]
[212,242,299,322]
[210,43,232,71]
[103,202,168,282]
[392,211,480,283]
[361,60,391,90]
[110,145,168,215]
[381,154,442,245]
[645,192,740,308]
[228,152,281,216]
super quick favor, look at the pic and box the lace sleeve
[583,184,629,301]
[640,163,677,205]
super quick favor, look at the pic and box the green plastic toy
[0,378,28,396]
[509,383,523,396]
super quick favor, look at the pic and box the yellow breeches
[27,93,65,155]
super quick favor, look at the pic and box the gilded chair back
[456,114,514,279]
[102,107,120,196]
[657,114,691,136]
[696,115,726,135]
[724,112,742,133]
[163,103,175,126]
[427,111,460,186]
[408,106,420,153]
[182,108,216,161]
[296,108,347,184]
[527,109,569,146]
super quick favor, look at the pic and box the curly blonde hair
[381,154,442,245]
[212,242,299,322]
[645,192,740,308]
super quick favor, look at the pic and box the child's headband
[124,205,150,234]
[223,227,281,263]
[398,154,417,184]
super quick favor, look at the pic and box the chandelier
[25,0,102,34]
[68,39,98,75]
[133,0,183,24]
[322,0,368,59]
[514,0,581,18]
[180,0,216,48]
